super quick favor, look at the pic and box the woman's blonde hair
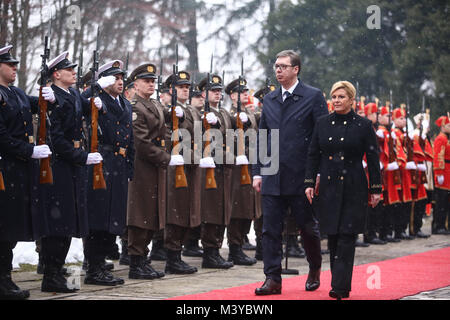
[330,81,356,100]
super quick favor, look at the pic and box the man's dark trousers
[262,194,322,283]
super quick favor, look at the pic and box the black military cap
[254,84,276,102]
[159,81,170,94]
[0,45,19,64]
[128,63,157,81]
[164,70,191,88]
[98,60,125,78]
[125,80,134,90]
[47,51,78,74]
[191,84,202,97]
[198,74,223,91]
[225,78,249,95]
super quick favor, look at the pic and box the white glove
[236,155,249,166]
[387,161,399,171]
[362,160,367,169]
[97,75,116,89]
[405,161,417,170]
[199,156,216,168]
[421,132,427,140]
[31,145,52,159]
[417,163,427,172]
[380,162,384,170]
[408,131,415,140]
[238,112,248,123]
[41,86,56,103]
[94,97,103,110]
[391,131,397,140]
[437,175,444,185]
[169,154,184,166]
[174,106,184,118]
[205,113,218,125]
[376,129,384,138]
[86,152,103,165]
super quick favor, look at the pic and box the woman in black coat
[304,81,381,299]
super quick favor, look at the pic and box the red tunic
[394,128,412,202]
[378,125,401,205]
[433,133,450,191]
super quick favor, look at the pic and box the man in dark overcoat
[0,45,54,299]
[253,50,327,295]
[81,60,134,285]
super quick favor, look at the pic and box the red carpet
[169,246,450,300]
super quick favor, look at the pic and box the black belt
[99,144,127,157]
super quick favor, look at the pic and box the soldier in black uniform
[0,45,54,299]
[81,60,134,286]
[37,51,105,293]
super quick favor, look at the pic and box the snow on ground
[12,223,257,269]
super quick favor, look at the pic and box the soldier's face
[54,68,76,86]
[175,84,190,102]
[331,88,353,114]
[160,92,172,106]
[379,113,390,125]
[394,116,406,128]
[135,78,155,97]
[443,123,450,134]
[231,90,249,105]
[105,74,124,96]
[208,89,222,104]
[367,112,377,124]
[191,95,204,108]
[124,87,135,100]
[0,62,18,84]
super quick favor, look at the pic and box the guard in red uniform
[432,115,450,234]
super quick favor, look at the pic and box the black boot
[37,253,44,275]
[182,239,203,257]
[150,240,167,261]
[165,250,198,274]
[255,238,263,261]
[129,255,157,280]
[202,248,233,269]
[228,244,257,265]
[119,239,130,265]
[84,263,124,286]
[0,273,30,300]
[242,235,257,250]
[41,265,77,293]
[285,235,305,258]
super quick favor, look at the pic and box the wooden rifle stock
[172,107,188,188]
[38,87,53,184]
[0,171,4,191]
[90,98,106,190]
[203,115,217,189]
[236,114,251,185]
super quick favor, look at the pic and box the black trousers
[328,234,357,293]
[261,194,322,283]
[379,202,394,238]
[410,199,426,234]
[433,188,450,231]
[41,236,72,271]
[227,218,252,246]
[365,203,383,239]
[84,230,116,268]
[0,241,16,274]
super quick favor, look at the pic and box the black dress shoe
[41,272,77,293]
[415,230,430,238]
[305,268,321,291]
[355,240,370,247]
[381,235,401,243]
[329,289,349,300]
[255,279,281,296]
[434,228,450,235]
[366,238,387,245]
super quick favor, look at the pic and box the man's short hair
[276,50,301,75]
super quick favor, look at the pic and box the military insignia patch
[147,65,154,73]
[113,61,120,68]
[179,72,187,79]
[269,85,276,91]
[212,76,219,83]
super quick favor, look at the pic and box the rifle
[387,90,401,185]
[123,51,129,93]
[236,57,251,185]
[170,44,187,188]
[76,48,83,91]
[203,72,217,189]
[90,27,106,190]
[417,97,428,184]
[404,97,418,186]
[157,57,163,103]
[0,167,4,191]
[38,21,53,184]
[375,97,380,129]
